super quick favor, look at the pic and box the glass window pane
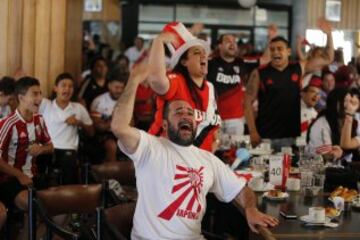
[139,5,174,22]
[254,27,288,51]
[255,7,288,27]
[176,5,254,26]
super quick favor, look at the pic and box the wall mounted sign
[325,0,341,22]
[85,0,103,12]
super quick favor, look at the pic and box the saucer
[263,191,289,201]
[300,215,338,228]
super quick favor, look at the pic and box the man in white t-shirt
[111,64,278,240]
[125,36,146,68]
[91,72,127,162]
[41,73,94,184]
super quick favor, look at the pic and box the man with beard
[300,75,322,138]
[245,18,334,151]
[207,29,275,136]
[111,64,278,239]
[91,71,127,162]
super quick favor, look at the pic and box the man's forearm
[41,143,53,155]
[325,32,334,62]
[244,98,257,134]
[147,36,168,94]
[111,81,139,135]
[233,186,257,210]
[0,159,23,178]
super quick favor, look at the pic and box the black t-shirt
[256,62,302,139]
[207,57,259,119]
[207,57,259,96]
[78,76,108,109]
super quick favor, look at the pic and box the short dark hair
[15,77,40,96]
[270,36,290,47]
[90,56,107,70]
[163,101,172,121]
[217,34,235,45]
[55,72,74,86]
[107,70,129,86]
[0,76,15,95]
[162,99,189,121]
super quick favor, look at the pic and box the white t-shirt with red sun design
[117,130,246,240]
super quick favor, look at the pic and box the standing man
[207,27,275,136]
[111,64,278,239]
[245,19,333,151]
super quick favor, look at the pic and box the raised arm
[233,186,278,233]
[340,94,360,149]
[296,35,307,61]
[259,24,278,65]
[111,63,149,154]
[244,69,261,147]
[147,33,175,95]
[302,18,334,74]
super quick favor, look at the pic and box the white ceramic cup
[286,178,301,191]
[261,140,271,152]
[309,207,326,223]
[249,177,264,190]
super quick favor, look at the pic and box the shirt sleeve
[39,116,52,144]
[77,103,93,125]
[209,155,246,203]
[117,130,153,168]
[160,73,180,100]
[0,119,12,156]
[39,98,51,115]
[90,97,101,118]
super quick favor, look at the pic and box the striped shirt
[0,110,51,183]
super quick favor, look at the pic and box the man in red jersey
[0,77,53,223]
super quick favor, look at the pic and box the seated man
[0,76,15,119]
[111,64,278,239]
[0,77,53,232]
[41,73,94,184]
[91,71,127,162]
[300,75,322,138]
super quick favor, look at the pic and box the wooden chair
[91,161,136,186]
[102,202,136,240]
[28,183,107,240]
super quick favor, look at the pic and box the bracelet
[345,112,355,117]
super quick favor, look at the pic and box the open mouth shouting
[178,120,194,134]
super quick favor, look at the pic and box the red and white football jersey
[0,110,51,183]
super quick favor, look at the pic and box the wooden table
[252,192,360,240]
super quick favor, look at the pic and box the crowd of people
[1,17,360,239]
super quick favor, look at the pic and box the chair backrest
[33,198,79,240]
[92,161,136,186]
[29,184,106,240]
[37,184,103,216]
[104,202,136,239]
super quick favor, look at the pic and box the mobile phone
[280,203,297,219]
